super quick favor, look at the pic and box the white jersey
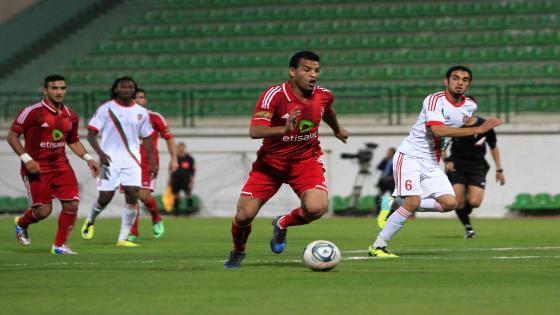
[87,99,153,168]
[398,91,477,163]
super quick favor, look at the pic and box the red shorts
[141,164,158,191]
[240,157,328,202]
[23,168,79,206]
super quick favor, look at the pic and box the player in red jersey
[7,74,99,254]
[224,51,349,268]
[127,89,178,241]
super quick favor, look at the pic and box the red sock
[231,221,252,253]
[54,210,77,247]
[278,207,311,229]
[17,208,40,228]
[130,208,140,236]
[145,197,161,224]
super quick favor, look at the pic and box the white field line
[344,246,560,254]
[2,246,560,268]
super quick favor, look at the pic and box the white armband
[20,153,33,163]
[82,153,94,161]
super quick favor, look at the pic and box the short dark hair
[44,74,65,88]
[135,88,146,97]
[289,51,320,69]
[445,65,473,81]
[110,76,138,99]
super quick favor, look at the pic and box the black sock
[455,207,471,227]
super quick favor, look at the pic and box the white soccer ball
[302,240,341,271]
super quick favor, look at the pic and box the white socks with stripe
[118,204,138,241]
[374,207,413,248]
[417,198,444,212]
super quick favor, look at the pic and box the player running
[8,74,99,254]
[371,65,503,257]
[81,77,156,247]
[127,88,178,241]
[224,51,349,268]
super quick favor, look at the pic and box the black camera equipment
[340,142,378,210]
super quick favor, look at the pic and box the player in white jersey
[81,77,157,247]
[369,65,503,257]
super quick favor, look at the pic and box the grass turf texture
[1,217,559,315]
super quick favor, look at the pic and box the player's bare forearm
[87,130,104,156]
[6,130,26,156]
[165,137,178,171]
[68,141,88,157]
[249,124,287,139]
[143,136,158,177]
[323,110,348,143]
[490,147,502,170]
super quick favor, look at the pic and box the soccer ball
[302,240,341,271]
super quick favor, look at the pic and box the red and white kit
[394,91,477,197]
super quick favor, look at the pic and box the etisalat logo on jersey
[40,129,65,148]
[282,119,317,142]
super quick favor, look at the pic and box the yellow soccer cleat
[81,219,95,240]
[116,240,140,247]
[376,195,394,229]
[368,245,398,258]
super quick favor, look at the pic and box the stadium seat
[509,193,533,210]
[533,193,554,209]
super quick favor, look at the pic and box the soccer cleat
[224,250,246,269]
[81,219,95,240]
[464,230,476,239]
[152,220,165,239]
[368,245,398,257]
[270,216,287,254]
[377,195,394,229]
[116,240,140,247]
[127,234,140,242]
[15,216,31,246]
[51,244,77,254]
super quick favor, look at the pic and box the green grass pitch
[1,216,559,315]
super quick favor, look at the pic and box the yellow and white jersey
[87,99,153,168]
[397,91,477,163]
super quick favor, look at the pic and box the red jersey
[11,100,79,175]
[251,81,334,161]
[140,110,173,167]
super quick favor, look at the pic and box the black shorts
[446,162,489,189]
[171,180,191,195]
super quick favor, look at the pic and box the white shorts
[392,151,454,198]
[96,165,142,191]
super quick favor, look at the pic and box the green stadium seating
[509,193,533,210]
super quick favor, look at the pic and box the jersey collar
[113,98,135,107]
[444,90,466,107]
[41,99,69,115]
[282,81,316,103]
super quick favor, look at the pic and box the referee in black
[444,97,506,238]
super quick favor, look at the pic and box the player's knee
[302,202,328,220]
[138,191,151,204]
[403,197,420,211]
[61,201,79,214]
[441,199,457,212]
[468,199,482,208]
[235,203,258,226]
[456,200,466,209]
[33,204,53,219]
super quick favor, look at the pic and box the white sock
[374,207,413,247]
[417,198,444,212]
[118,205,138,241]
[88,202,105,224]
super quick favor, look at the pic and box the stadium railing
[0,84,557,127]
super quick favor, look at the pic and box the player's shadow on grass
[429,235,464,239]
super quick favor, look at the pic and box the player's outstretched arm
[322,108,348,143]
[6,130,41,174]
[430,117,503,137]
[249,108,300,139]
[68,141,99,177]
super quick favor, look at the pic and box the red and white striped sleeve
[250,85,281,126]
[425,92,445,126]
